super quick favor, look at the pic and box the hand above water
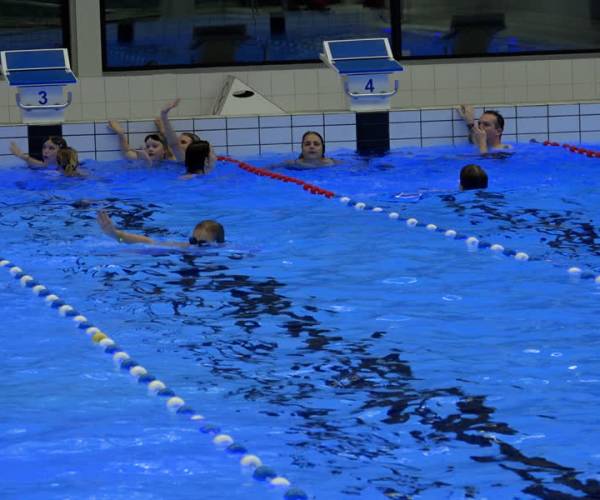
[107,120,125,135]
[457,104,475,125]
[161,98,180,116]
[471,122,488,153]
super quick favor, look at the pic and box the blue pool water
[2,143,600,499]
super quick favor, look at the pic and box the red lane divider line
[541,140,600,158]
[218,155,337,199]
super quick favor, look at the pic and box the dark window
[0,0,70,52]
[101,0,391,70]
[395,0,600,58]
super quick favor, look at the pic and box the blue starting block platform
[0,48,78,124]
[321,38,403,112]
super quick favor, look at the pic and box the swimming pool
[2,143,600,499]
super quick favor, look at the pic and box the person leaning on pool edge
[459,164,488,191]
[457,105,511,154]
[96,210,224,248]
[10,136,68,168]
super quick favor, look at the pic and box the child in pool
[179,140,216,179]
[108,120,174,165]
[459,164,488,191]
[10,136,68,168]
[157,98,204,162]
[57,147,87,177]
[97,210,224,248]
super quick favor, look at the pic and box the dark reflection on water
[85,252,600,499]
[440,192,600,265]
[18,199,599,499]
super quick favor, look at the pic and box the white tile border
[1,104,600,160]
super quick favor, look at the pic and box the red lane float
[541,140,600,158]
[218,155,336,199]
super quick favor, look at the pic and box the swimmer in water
[457,105,512,155]
[10,136,68,168]
[97,210,224,248]
[57,147,87,177]
[285,131,338,168]
[459,164,488,191]
[179,140,216,179]
[108,120,174,165]
[157,98,209,162]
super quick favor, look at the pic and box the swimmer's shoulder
[289,158,338,169]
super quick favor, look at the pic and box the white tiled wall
[388,102,598,147]
[2,104,600,167]
[4,57,600,125]
[0,111,356,166]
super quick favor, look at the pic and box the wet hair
[460,164,488,190]
[143,133,170,159]
[47,136,68,149]
[57,147,79,175]
[144,133,168,147]
[482,110,504,131]
[299,131,325,159]
[185,141,211,174]
[190,220,225,244]
[181,132,202,144]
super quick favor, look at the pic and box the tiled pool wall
[2,102,600,166]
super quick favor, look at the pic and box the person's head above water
[478,109,504,146]
[97,210,225,247]
[299,131,325,161]
[143,133,169,161]
[179,132,202,151]
[460,164,488,191]
[57,147,79,174]
[185,140,211,174]
[189,220,225,245]
[43,136,68,164]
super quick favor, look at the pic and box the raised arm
[107,120,138,161]
[97,210,155,244]
[159,98,185,162]
[456,104,476,143]
[10,141,45,168]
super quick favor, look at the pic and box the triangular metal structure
[213,76,285,116]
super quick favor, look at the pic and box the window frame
[392,0,600,61]
[99,0,394,71]
[99,0,600,71]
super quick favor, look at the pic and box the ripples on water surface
[1,144,600,499]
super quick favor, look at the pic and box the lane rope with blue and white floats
[219,155,599,284]
[0,258,308,500]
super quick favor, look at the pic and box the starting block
[321,38,403,112]
[0,48,78,124]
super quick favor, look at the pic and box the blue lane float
[226,154,600,284]
[0,258,308,500]
[340,195,535,259]
[336,195,600,281]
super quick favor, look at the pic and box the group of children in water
[7,103,500,246]
[8,99,335,179]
